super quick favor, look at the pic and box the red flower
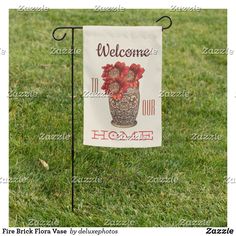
[124,63,145,88]
[101,62,145,100]
[102,62,129,80]
[101,77,129,100]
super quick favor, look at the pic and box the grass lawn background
[9,9,227,227]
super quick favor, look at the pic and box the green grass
[9,9,227,227]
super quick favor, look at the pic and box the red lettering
[91,130,154,141]
[108,131,118,140]
[140,131,153,140]
[92,130,108,140]
[96,43,109,57]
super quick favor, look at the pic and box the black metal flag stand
[52,16,172,212]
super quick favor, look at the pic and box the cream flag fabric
[83,26,162,148]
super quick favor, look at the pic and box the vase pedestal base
[111,120,137,128]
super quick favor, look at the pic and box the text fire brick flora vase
[101,61,145,128]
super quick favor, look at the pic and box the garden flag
[83,26,162,148]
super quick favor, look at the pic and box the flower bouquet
[101,61,145,128]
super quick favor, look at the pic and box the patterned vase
[109,87,140,128]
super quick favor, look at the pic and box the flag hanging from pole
[83,26,162,148]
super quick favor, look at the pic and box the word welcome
[92,130,153,141]
[96,43,157,57]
